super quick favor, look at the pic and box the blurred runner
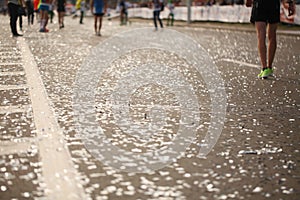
[90,0,106,36]
[7,0,25,36]
[79,0,86,24]
[39,0,52,32]
[167,0,174,26]
[119,0,128,25]
[152,0,163,31]
[18,4,25,31]
[74,0,86,24]
[26,0,34,25]
[57,0,65,28]
[48,2,54,23]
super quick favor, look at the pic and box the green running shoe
[258,68,273,79]
[257,70,264,78]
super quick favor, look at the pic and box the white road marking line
[0,63,22,66]
[219,58,261,69]
[0,85,27,90]
[0,52,18,56]
[0,71,25,76]
[0,104,31,115]
[18,37,86,200]
[0,140,33,156]
[0,55,21,60]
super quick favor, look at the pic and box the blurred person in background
[281,0,296,23]
[79,0,86,24]
[57,0,65,28]
[48,1,54,23]
[75,0,86,24]
[119,0,128,25]
[152,0,163,31]
[90,0,106,36]
[39,0,52,32]
[1,0,8,15]
[167,0,174,26]
[6,0,25,36]
[18,3,25,31]
[26,0,34,25]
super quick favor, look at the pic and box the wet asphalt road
[0,14,300,200]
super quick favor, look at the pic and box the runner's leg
[267,23,278,68]
[255,21,267,68]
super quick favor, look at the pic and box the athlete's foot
[13,33,23,37]
[258,68,273,79]
[39,28,49,33]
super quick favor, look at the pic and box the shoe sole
[260,74,274,79]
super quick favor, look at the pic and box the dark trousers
[153,10,163,28]
[19,15,22,30]
[26,1,34,25]
[80,11,84,23]
[8,3,20,35]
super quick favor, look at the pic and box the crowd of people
[3,0,178,36]
[4,0,107,36]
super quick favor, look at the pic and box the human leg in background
[153,10,158,30]
[19,14,23,31]
[94,15,98,35]
[157,10,163,28]
[8,3,21,36]
[98,15,103,36]
[59,11,65,28]
[170,13,174,26]
[80,10,84,24]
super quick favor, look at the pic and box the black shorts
[57,4,66,12]
[26,1,34,14]
[57,0,65,12]
[94,13,104,17]
[57,6,65,12]
[250,0,280,24]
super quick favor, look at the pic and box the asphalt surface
[0,14,300,200]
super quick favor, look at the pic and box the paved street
[0,14,300,200]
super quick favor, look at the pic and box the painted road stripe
[0,85,27,90]
[17,37,86,200]
[0,140,33,156]
[0,71,25,76]
[0,63,22,66]
[0,105,31,115]
[0,55,21,59]
[219,58,261,69]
